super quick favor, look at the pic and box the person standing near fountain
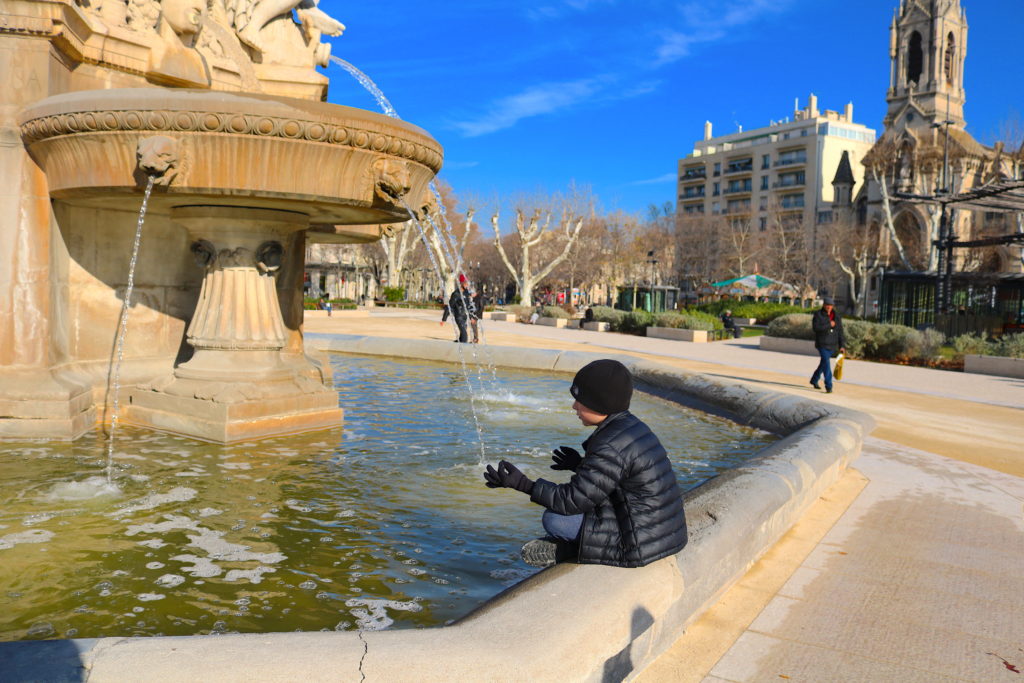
[440,274,472,343]
[483,359,688,568]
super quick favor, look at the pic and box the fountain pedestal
[124,207,342,442]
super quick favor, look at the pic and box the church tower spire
[885,0,968,130]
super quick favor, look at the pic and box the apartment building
[677,94,876,243]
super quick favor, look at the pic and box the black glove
[483,460,534,494]
[551,446,583,471]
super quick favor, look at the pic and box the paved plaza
[307,309,1024,682]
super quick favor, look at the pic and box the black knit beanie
[570,359,632,415]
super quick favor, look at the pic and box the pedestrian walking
[810,297,845,393]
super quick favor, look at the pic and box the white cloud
[527,0,617,21]
[452,78,603,137]
[442,160,480,171]
[653,0,792,66]
[627,173,677,186]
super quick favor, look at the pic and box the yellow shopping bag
[833,353,844,381]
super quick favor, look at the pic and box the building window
[759,196,768,210]
[713,182,720,196]
[712,202,720,214]
[762,154,770,169]
[800,129,808,137]
[713,162,721,176]
[907,31,923,85]
[761,176,769,190]
[759,217,767,232]
[776,149,807,166]
[780,193,804,209]
[817,211,833,224]
[944,32,956,84]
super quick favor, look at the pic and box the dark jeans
[542,509,582,541]
[454,318,468,343]
[811,347,834,389]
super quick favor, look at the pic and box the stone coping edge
[1,333,874,682]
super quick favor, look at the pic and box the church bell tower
[885,0,968,130]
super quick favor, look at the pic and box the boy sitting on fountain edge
[483,359,688,568]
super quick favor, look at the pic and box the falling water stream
[332,56,499,461]
[104,176,156,484]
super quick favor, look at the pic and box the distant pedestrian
[720,309,741,339]
[441,274,472,343]
[810,297,845,394]
[469,288,483,343]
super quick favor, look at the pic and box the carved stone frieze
[21,108,444,172]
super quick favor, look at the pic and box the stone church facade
[831,0,1023,327]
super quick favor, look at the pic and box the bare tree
[675,213,723,298]
[826,215,881,316]
[863,137,913,270]
[378,222,419,289]
[490,189,585,306]
[723,216,756,277]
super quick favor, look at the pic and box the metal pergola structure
[894,178,1024,319]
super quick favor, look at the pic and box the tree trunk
[873,166,912,270]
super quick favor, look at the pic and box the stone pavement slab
[695,438,1024,683]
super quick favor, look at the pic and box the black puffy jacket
[812,308,845,354]
[529,412,688,568]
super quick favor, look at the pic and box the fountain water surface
[0,355,775,641]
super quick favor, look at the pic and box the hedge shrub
[766,314,943,361]
[653,312,721,331]
[696,301,809,324]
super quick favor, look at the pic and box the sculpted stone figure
[146,0,212,87]
[226,0,344,59]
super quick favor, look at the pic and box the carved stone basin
[19,87,443,232]
[16,88,444,443]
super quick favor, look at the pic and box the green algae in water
[0,355,775,641]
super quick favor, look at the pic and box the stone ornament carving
[136,135,181,185]
[372,157,412,203]
[21,0,343,89]
[21,109,443,173]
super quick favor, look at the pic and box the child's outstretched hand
[551,446,582,471]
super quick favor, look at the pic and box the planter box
[489,312,518,322]
[759,336,818,355]
[646,326,709,343]
[582,321,610,332]
[537,316,568,328]
[964,354,1024,379]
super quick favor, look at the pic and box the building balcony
[772,180,805,189]
[723,186,752,195]
[724,165,753,175]
[774,157,807,167]
[681,168,706,181]
[679,193,705,201]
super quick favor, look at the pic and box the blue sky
[317,0,1023,216]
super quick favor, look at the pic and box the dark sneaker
[521,538,558,568]
[826,387,833,393]
[810,380,820,390]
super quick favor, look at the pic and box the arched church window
[907,31,923,85]
[944,32,956,84]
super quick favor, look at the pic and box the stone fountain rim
[18,87,443,173]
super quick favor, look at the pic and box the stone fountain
[1,0,442,442]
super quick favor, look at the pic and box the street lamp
[646,250,659,312]
[931,116,954,317]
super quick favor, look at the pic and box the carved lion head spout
[136,135,180,185]
[372,158,411,203]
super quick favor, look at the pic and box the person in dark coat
[483,359,688,568]
[810,297,846,393]
[440,274,472,343]
[720,309,741,338]
[469,288,484,343]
